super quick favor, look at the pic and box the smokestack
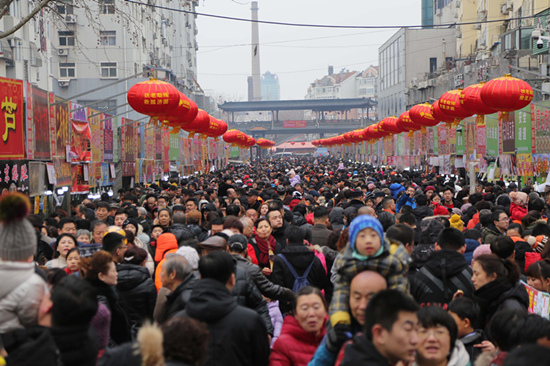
[251,1,261,102]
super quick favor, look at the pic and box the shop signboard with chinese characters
[70,104,91,162]
[54,96,69,158]
[32,86,51,160]
[53,157,72,187]
[532,101,550,153]
[103,114,113,161]
[516,105,532,154]
[0,78,24,159]
[485,114,499,156]
[0,160,29,194]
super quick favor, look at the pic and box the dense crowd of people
[1,156,550,365]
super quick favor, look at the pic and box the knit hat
[0,193,36,261]
[472,244,491,262]
[348,215,384,252]
[175,246,200,270]
[122,218,138,231]
[449,214,464,232]
[424,186,436,193]
[433,204,449,216]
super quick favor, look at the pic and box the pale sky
[196,0,422,101]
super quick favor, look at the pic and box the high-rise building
[261,71,280,101]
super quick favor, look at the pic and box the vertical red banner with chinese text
[0,78,24,159]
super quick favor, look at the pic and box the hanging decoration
[459,83,497,126]
[438,89,473,126]
[480,74,533,121]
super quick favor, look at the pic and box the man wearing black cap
[373,191,386,212]
[247,189,261,211]
[345,189,366,211]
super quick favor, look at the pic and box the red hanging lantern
[438,90,473,125]
[397,111,421,137]
[203,117,228,139]
[301,142,306,146]
[378,116,402,135]
[409,103,439,132]
[480,74,533,121]
[431,100,455,125]
[127,79,180,124]
[244,135,256,147]
[223,129,240,144]
[459,83,497,126]
[290,141,295,145]
[182,110,210,138]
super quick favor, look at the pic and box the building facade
[377,28,457,118]
[261,71,280,101]
[0,0,200,120]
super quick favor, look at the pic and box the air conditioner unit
[410,77,418,88]
[58,80,70,87]
[65,14,76,23]
[428,79,436,86]
[58,48,69,56]
[418,81,428,89]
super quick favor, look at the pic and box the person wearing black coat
[87,278,132,346]
[232,265,274,336]
[160,271,198,323]
[177,251,269,366]
[410,228,475,308]
[198,235,274,336]
[271,225,332,314]
[116,262,157,336]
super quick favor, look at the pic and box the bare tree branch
[0,0,52,39]
[0,0,14,19]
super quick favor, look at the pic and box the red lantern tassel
[421,126,427,134]
[498,111,509,123]
[408,131,414,138]
[475,115,485,126]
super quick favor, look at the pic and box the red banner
[283,120,307,128]
[26,82,33,159]
[53,157,72,187]
[32,86,50,160]
[70,119,91,162]
[0,78,24,159]
[71,164,88,193]
[54,96,69,158]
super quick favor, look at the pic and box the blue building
[261,71,280,101]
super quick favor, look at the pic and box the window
[59,31,75,47]
[59,63,76,78]
[99,0,115,14]
[100,31,116,46]
[57,3,74,14]
[429,57,437,74]
[100,62,117,78]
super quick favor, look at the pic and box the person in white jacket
[0,193,48,334]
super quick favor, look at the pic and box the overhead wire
[124,0,537,30]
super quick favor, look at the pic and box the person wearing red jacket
[269,287,327,366]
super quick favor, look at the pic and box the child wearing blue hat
[329,214,411,330]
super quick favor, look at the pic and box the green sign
[456,122,465,155]
[486,115,499,156]
[230,146,240,159]
[396,134,404,156]
[169,133,179,161]
[516,107,532,153]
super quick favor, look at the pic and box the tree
[0,0,52,39]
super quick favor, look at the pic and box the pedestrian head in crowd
[76,229,91,244]
[102,232,127,263]
[341,290,419,365]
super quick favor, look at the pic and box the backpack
[277,253,315,293]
